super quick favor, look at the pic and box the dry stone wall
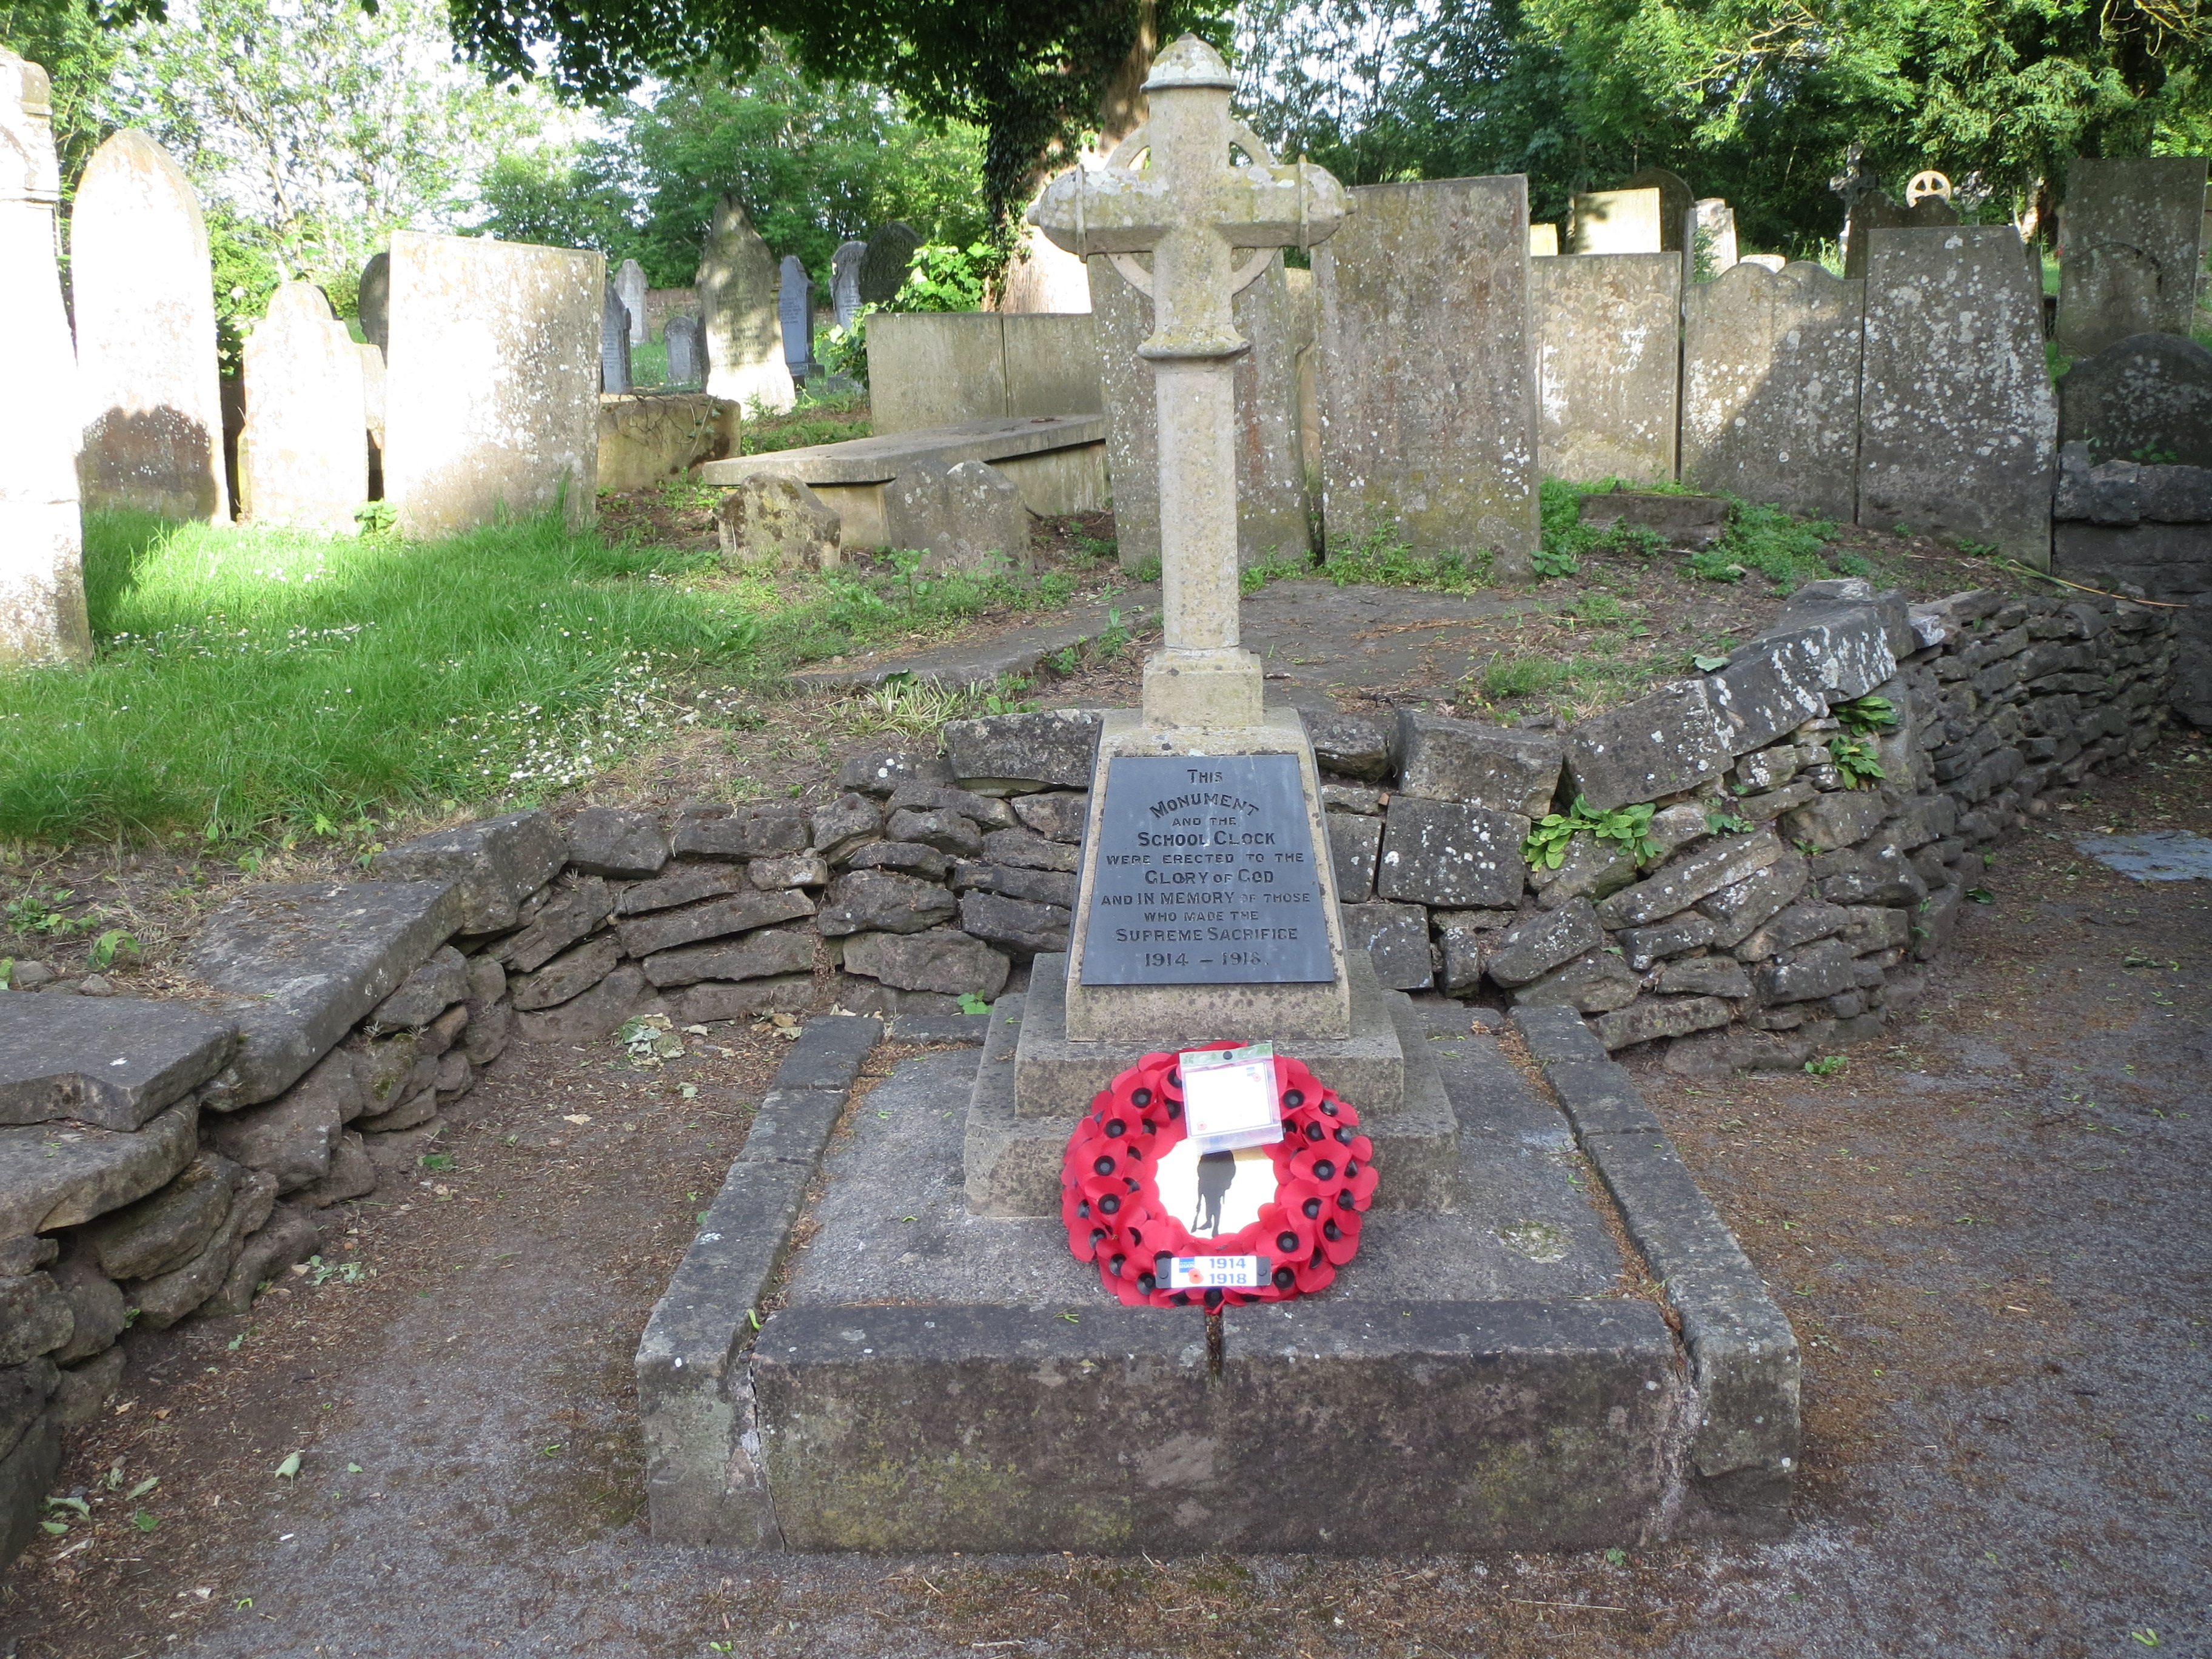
[0,581,2176,1562]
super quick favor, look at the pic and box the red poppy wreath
[1061,1041,1377,1309]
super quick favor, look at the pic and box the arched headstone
[695,194,791,412]
[614,258,649,346]
[664,313,704,386]
[857,221,920,306]
[358,250,390,350]
[2057,332,2212,468]
[602,282,633,393]
[1621,166,1695,252]
[240,281,367,532]
[72,129,228,520]
[2057,157,2211,358]
[831,240,866,330]
[0,48,92,665]
[777,254,814,377]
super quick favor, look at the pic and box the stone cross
[1031,34,1347,731]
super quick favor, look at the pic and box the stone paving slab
[790,589,1158,692]
[0,994,235,1131]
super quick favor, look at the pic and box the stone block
[1375,796,1529,908]
[126,1168,275,1329]
[47,1244,126,1365]
[1336,902,1432,990]
[951,863,1078,909]
[1616,913,1717,970]
[1839,905,1912,953]
[883,807,982,859]
[848,842,950,882]
[1695,851,1808,947]
[642,930,816,991]
[509,934,623,1011]
[1321,783,1386,815]
[1486,899,1603,988]
[1590,996,1733,1051]
[497,879,614,973]
[956,891,1070,956]
[1815,843,1928,907]
[944,709,1102,789]
[612,863,749,917]
[766,1015,883,1096]
[1858,228,2056,565]
[886,783,1017,830]
[1681,260,1864,520]
[1010,791,1089,842]
[1656,956,1752,998]
[0,1098,199,1241]
[672,974,815,1027]
[203,1078,345,1192]
[1433,910,1507,993]
[0,993,233,1131]
[1301,709,1394,781]
[717,474,841,571]
[1596,830,1785,928]
[980,827,1080,873]
[1734,898,1851,962]
[566,808,669,880]
[810,793,883,859]
[1754,938,1859,1005]
[0,1273,70,1365]
[1576,490,1731,551]
[1395,711,1563,817]
[671,806,811,860]
[614,888,814,958]
[1509,951,1639,1014]
[372,812,564,935]
[2057,333,2212,471]
[1564,680,1734,811]
[512,962,659,1045]
[814,870,956,936]
[366,943,469,1030]
[81,1153,243,1281]
[361,1119,448,1176]
[841,930,1008,999]
[1533,250,1683,484]
[291,1130,377,1208]
[1326,811,1382,902]
[0,1361,56,1464]
[384,232,602,535]
[1529,833,1639,908]
[836,750,955,796]
[201,1204,324,1319]
[749,853,830,890]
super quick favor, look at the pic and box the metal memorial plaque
[1080,754,1333,986]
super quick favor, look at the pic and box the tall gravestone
[0,49,91,665]
[999,216,1093,313]
[1621,167,1695,252]
[1532,250,1681,483]
[777,253,814,378]
[830,240,866,330]
[1844,192,1956,278]
[1090,250,1309,571]
[382,230,601,535]
[1694,198,1738,272]
[358,250,390,350]
[238,281,367,533]
[1313,175,1539,579]
[614,258,649,346]
[664,313,704,386]
[857,221,920,305]
[601,282,633,393]
[2056,156,2210,358]
[1681,260,1864,520]
[1569,187,1662,254]
[72,130,227,521]
[1859,226,2056,565]
[697,195,791,413]
[2057,332,2212,468]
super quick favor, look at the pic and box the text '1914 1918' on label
[1079,754,1333,986]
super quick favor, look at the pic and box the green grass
[1321,517,1493,589]
[0,510,1079,848]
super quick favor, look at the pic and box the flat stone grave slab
[791,587,1159,692]
[701,414,1106,488]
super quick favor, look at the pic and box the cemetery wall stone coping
[0,996,234,1130]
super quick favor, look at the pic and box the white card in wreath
[1180,1043,1281,1155]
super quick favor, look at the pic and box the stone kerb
[239,281,369,534]
[1681,260,1865,522]
[69,129,228,523]
[382,232,602,536]
[1532,250,1683,485]
[1857,227,2056,566]
[1314,176,1539,580]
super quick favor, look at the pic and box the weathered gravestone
[71,130,227,521]
[663,313,704,386]
[697,195,791,413]
[1858,226,2056,564]
[1314,175,1539,579]
[2057,331,2212,468]
[238,281,367,534]
[830,240,866,330]
[1533,250,1681,483]
[600,282,632,393]
[2056,156,2210,358]
[0,48,91,666]
[777,254,814,377]
[1681,260,1864,520]
[1621,167,1695,251]
[1694,198,1738,271]
[883,457,1032,575]
[1843,191,1956,278]
[716,474,840,571]
[381,231,601,535]
[614,258,649,346]
[357,250,390,350]
[1090,250,1309,572]
[1569,187,1662,254]
[1529,223,1560,256]
[999,216,1092,313]
[857,221,920,306]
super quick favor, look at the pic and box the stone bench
[697,413,1108,548]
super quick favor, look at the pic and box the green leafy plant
[1706,809,1754,835]
[1530,544,1580,578]
[304,1255,366,1286]
[1690,651,1731,672]
[4,890,94,937]
[1239,548,1312,595]
[1832,694,1899,734]
[1804,1055,1847,1076]
[1478,654,1568,702]
[956,991,991,1015]
[889,241,994,312]
[87,929,140,971]
[1092,604,1132,660]
[1322,517,1491,590]
[354,500,397,536]
[1828,734,1886,788]
[1523,796,1661,870]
